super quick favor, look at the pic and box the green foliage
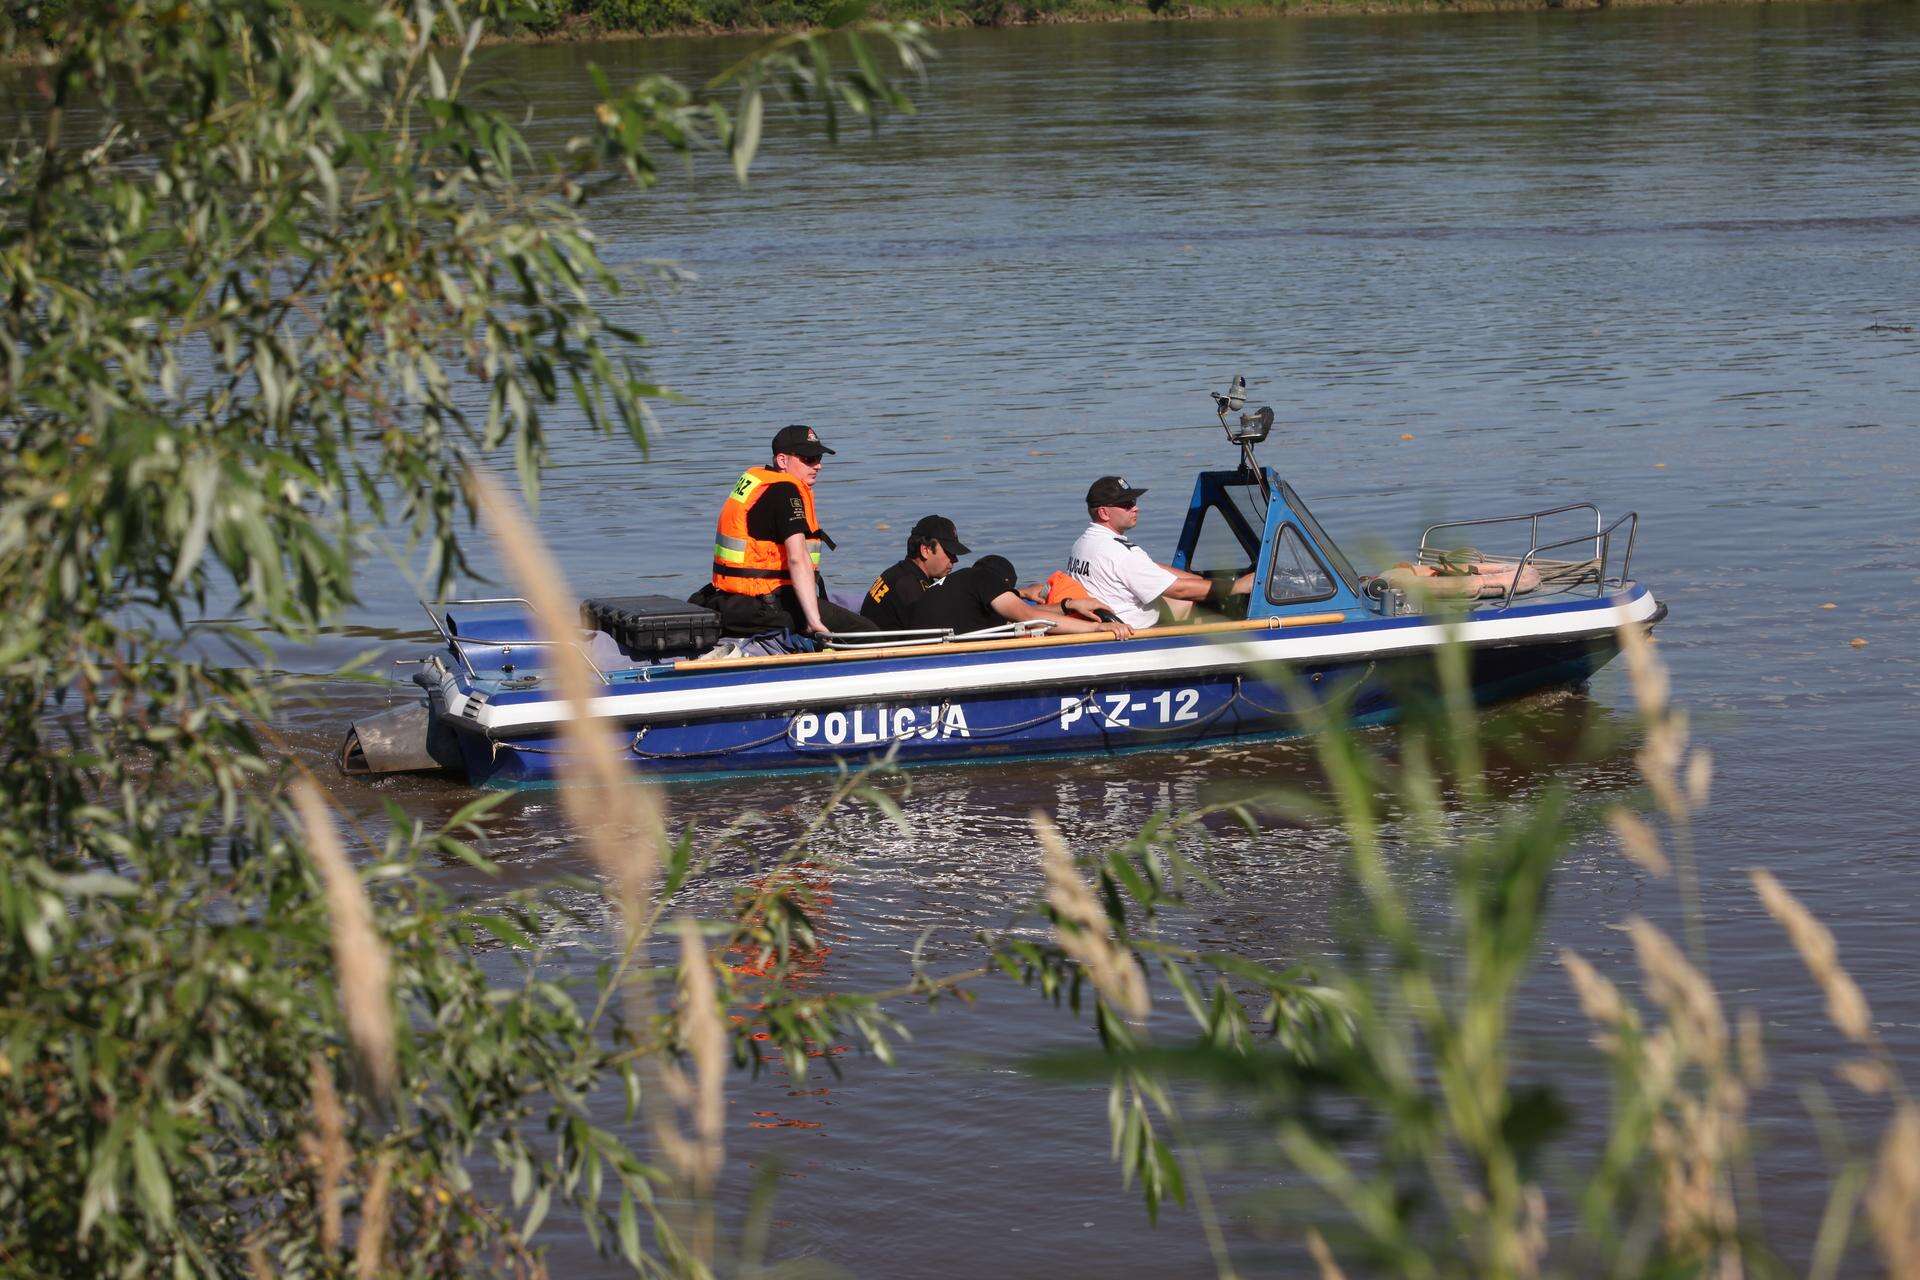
[0,0,928,1273]
[1022,650,1914,1279]
[999,806,1348,1227]
[591,0,687,33]
[1012,658,1627,1276]
[513,0,574,32]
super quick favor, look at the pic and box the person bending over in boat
[860,514,969,630]
[691,425,878,638]
[1067,475,1252,628]
[906,555,1133,640]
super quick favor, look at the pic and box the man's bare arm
[991,593,1132,640]
[1160,570,1255,606]
[783,533,829,634]
[1156,560,1211,584]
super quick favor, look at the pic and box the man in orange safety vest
[690,425,878,638]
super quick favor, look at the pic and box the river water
[281,4,1920,1273]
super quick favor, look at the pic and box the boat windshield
[1223,478,1268,538]
[1187,480,1265,576]
[1277,479,1363,595]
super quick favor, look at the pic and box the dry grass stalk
[1627,917,1726,1060]
[244,1239,273,1280]
[468,470,660,924]
[1647,1094,1744,1280]
[1749,869,1874,1045]
[299,1052,350,1250]
[354,1152,395,1280]
[1639,713,1691,823]
[1562,942,1747,1268]
[471,472,693,1260]
[656,917,727,1196]
[1615,617,1670,719]
[1686,748,1713,811]
[291,779,397,1099]
[1560,948,1637,1052]
[1516,1184,1549,1280]
[1735,1008,1766,1089]
[1615,619,1693,819]
[1868,1104,1920,1280]
[1607,808,1670,878]
[1304,1227,1348,1280]
[1032,812,1150,1023]
[1839,1059,1893,1096]
[1639,1027,1683,1104]
[1625,918,1746,1277]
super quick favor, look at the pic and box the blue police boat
[338,387,1663,788]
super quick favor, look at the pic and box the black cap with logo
[771,424,835,459]
[1085,475,1148,509]
[910,514,970,558]
[973,554,1018,595]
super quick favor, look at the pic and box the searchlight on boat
[1213,372,1276,490]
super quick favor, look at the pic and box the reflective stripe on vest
[711,466,828,595]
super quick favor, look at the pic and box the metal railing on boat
[1505,511,1639,607]
[421,601,1061,683]
[819,619,1054,650]
[419,597,614,684]
[1416,504,1639,608]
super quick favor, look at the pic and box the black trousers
[690,584,878,638]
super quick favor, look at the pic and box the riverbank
[2,0,1867,60]
[486,0,1856,44]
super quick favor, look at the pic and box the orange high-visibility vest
[1044,570,1107,612]
[711,467,829,595]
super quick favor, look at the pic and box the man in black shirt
[909,555,1134,640]
[861,515,969,630]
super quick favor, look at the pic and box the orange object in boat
[1381,561,1543,600]
[1043,571,1108,610]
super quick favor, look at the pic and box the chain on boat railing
[626,721,797,760]
[1230,662,1378,719]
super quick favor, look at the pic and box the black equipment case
[580,595,723,659]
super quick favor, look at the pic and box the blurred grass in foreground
[1019,623,1918,1278]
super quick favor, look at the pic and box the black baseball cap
[973,554,1018,594]
[771,424,835,459]
[1086,475,1148,508]
[910,514,970,558]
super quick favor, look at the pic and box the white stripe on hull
[452,591,1658,736]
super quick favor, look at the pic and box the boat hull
[449,612,1646,788]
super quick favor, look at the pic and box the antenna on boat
[1212,374,1274,497]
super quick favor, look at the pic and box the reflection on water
[274,3,1920,1273]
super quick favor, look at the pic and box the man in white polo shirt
[1067,475,1251,629]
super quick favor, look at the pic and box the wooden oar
[677,612,1349,674]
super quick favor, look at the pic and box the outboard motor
[337,669,464,776]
